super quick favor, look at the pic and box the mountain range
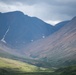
[23,16,76,67]
[0,11,69,48]
[0,11,76,68]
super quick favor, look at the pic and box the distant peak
[2,11,24,16]
[0,12,2,15]
[13,11,24,14]
[10,11,24,15]
[72,16,76,20]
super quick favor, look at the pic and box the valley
[0,11,76,75]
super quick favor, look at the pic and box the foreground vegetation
[0,57,54,75]
[0,57,76,75]
[54,65,76,75]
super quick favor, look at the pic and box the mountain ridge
[0,11,70,49]
[0,11,54,48]
[21,16,76,67]
[0,11,76,67]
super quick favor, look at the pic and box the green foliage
[54,65,76,75]
[0,57,76,75]
[0,57,54,75]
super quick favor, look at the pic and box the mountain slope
[0,13,9,40]
[0,11,70,49]
[0,57,54,75]
[0,11,55,48]
[0,57,38,72]
[22,17,76,67]
[54,21,70,31]
[0,11,76,67]
[54,65,76,75]
[0,41,52,68]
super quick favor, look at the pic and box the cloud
[0,0,76,25]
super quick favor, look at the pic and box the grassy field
[54,65,76,75]
[0,57,76,75]
[0,57,54,75]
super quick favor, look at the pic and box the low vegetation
[0,57,54,75]
[0,57,76,75]
[54,65,76,75]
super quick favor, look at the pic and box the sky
[0,0,76,25]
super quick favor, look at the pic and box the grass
[53,65,76,75]
[0,57,76,75]
[0,49,53,68]
[0,57,54,75]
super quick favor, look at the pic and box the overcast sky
[0,0,76,25]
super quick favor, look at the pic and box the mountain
[0,11,76,67]
[0,41,53,68]
[0,41,39,66]
[54,20,70,31]
[0,11,55,48]
[22,17,76,67]
[0,13,9,40]
[0,11,70,49]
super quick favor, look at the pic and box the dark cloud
[0,0,76,24]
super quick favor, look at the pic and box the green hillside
[53,65,76,75]
[0,57,54,75]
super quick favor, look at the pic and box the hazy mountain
[0,11,76,67]
[22,16,76,67]
[0,11,70,49]
[54,21,70,31]
[0,13,9,40]
[0,11,55,48]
